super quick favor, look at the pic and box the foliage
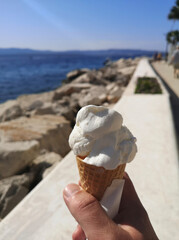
[135,77,162,94]
[166,30,179,44]
[168,0,179,20]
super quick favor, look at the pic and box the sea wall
[0,57,140,219]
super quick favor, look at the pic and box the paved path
[152,61,179,147]
[152,61,179,98]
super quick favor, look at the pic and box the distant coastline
[0,47,163,56]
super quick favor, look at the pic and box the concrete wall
[0,58,178,240]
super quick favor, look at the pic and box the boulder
[106,95,119,104]
[117,66,136,76]
[106,83,116,92]
[114,59,131,69]
[32,102,55,115]
[17,91,54,111]
[0,173,34,218]
[53,83,92,101]
[30,152,62,180]
[66,69,90,81]
[0,115,71,178]
[106,83,124,103]
[79,86,107,107]
[0,141,40,179]
[26,100,43,112]
[0,100,22,122]
[52,96,78,123]
[53,104,75,123]
[42,162,59,178]
[54,96,70,107]
[114,75,128,86]
[73,71,108,86]
[98,93,107,103]
[99,67,118,82]
[107,86,123,103]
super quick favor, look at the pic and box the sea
[0,52,154,104]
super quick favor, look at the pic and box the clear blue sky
[0,0,178,51]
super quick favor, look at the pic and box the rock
[106,84,124,103]
[108,85,123,98]
[30,152,62,180]
[79,86,107,107]
[98,93,107,103]
[54,97,70,107]
[114,75,129,86]
[106,83,116,92]
[32,102,55,115]
[26,100,43,112]
[70,93,82,106]
[66,69,90,81]
[53,104,75,123]
[42,162,59,178]
[103,102,110,107]
[99,67,118,82]
[32,152,61,168]
[53,83,92,101]
[72,73,92,84]
[117,66,136,76]
[73,71,108,86]
[133,57,141,64]
[17,91,54,111]
[0,115,71,157]
[0,173,34,218]
[114,59,131,69]
[0,100,22,122]
[0,141,40,179]
[52,95,79,123]
[53,84,75,100]
[106,95,119,104]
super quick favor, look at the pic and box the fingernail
[64,184,81,199]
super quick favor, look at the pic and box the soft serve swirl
[69,105,137,170]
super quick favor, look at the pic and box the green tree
[168,0,179,20]
[166,30,179,44]
[166,1,179,46]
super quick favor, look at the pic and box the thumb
[63,183,119,240]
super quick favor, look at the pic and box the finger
[63,183,120,239]
[72,225,86,240]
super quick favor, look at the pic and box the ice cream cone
[76,156,126,200]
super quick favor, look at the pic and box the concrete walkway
[152,61,179,98]
[152,60,179,149]
[0,59,178,240]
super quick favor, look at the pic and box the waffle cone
[76,156,126,200]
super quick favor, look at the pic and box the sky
[0,0,178,51]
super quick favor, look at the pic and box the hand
[63,173,158,240]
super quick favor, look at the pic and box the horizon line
[0,46,164,52]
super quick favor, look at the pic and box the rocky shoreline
[0,57,140,220]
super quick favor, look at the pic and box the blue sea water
[0,52,152,103]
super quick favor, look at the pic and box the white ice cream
[69,105,137,169]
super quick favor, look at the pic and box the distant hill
[0,48,53,55]
[0,48,161,57]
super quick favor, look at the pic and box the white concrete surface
[0,58,178,240]
[114,95,179,239]
[152,61,179,98]
[0,151,78,240]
